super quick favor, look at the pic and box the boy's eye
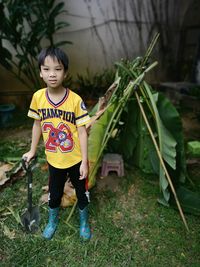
[43,68,49,71]
[56,68,62,71]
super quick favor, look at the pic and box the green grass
[0,139,200,267]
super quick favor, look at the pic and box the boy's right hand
[22,151,35,163]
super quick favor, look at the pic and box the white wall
[55,0,183,77]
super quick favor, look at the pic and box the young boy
[23,47,91,240]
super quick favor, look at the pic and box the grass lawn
[0,128,200,267]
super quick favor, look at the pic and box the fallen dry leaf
[0,172,10,186]
[0,163,13,186]
[61,193,77,207]
[42,185,49,192]
[41,178,77,207]
[40,193,48,204]
[3,224,16,239]
[41,163,48,171]
[0,163,13,172]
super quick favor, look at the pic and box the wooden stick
[134,91,189,231]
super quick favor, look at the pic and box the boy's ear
[40,71,43,78]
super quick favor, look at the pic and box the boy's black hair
[38,47,69,71]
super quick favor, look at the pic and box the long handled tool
[21,157,40,233]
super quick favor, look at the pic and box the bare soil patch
[0,127,32,141]
[181,111,200,140]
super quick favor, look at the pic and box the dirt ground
[0,127,32,141]
[181,111,200,140]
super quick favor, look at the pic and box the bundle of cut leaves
[88,34,162,189]
[86,34,200,230]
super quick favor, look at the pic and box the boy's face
[40,56,67,89]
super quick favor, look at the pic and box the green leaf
[170,186,200,215]
[156,93,187,183]
[49,2,65,19]
[88,103,118,186]
[133,111,157,174]
[7,207,23,226]
[0,0,70,90]
[116,99,139,160]
[142,83,177,202]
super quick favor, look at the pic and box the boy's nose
[49,71,56,77]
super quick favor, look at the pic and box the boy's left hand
[79,161,88,180]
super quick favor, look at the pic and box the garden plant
[0,0,71,90]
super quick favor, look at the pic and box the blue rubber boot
[42,207,59,240]
[79,206,91,240]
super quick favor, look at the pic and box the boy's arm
[77,125,88,180]
[23,119,42,162]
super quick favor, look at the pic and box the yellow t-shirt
[28,88,90,168]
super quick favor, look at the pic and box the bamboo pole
[65,200,77,224]
[134,91,189,231]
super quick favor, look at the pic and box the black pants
[48,161,89,210]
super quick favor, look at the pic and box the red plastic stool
[101,153,124,177]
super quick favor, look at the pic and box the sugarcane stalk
[142,33,160,68]
[134,91,189,231]
[116,61,158,116]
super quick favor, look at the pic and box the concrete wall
[57,0,182,76]
[0,0,198,106]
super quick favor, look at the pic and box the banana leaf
[88,102,117,187]
[146,91,187,204]
[118,99,140,161]
[143,84,177,169]
[170,186,200,216]
[133,111,158,174]
[106,97,140,163]
[112,60,175,204]
[156,93,187,184]
[141,83,177,203]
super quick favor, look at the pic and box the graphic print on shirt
[42,122,74,153]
